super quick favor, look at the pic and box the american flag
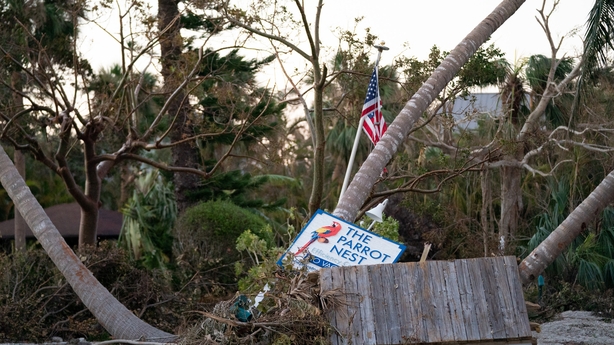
[361,67,387,145]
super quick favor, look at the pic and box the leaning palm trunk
[333,0,527,221]
[0,145,176,342]
[518,170,614,285]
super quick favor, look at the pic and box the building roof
[0,202,123,239]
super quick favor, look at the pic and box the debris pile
[181,270,341,345]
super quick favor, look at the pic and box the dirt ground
[534,310,614,345]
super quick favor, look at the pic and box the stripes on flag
[361,67,387,145]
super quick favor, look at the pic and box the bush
[173,200,271,288]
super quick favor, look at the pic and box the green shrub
[173,200,271,286]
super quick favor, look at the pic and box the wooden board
[321,256,532,345]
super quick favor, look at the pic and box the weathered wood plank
[498,257,520,335]
[368,264,391,345]
[355,264,377,345]
[418,262,441,343]
[455,259,482,341]
[319,268,339,345]
[380,263,403,343]
[490,257,515,339]
[466,258,495,341]
[502,256,532,338]
[394,263,419,343]
[407,262,429,342]
[330,266,350,344]
[442,260,467,342]
[343,265,364,344]
[479,258,507,339]
[431,261,455,342]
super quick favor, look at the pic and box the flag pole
[339,43,389,200]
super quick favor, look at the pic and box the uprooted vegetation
[181,270,336,345]
[4,239,614,344]
[0,242,180,342]
[0,241,338,344]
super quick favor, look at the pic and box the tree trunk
[309,71,325,215]
[333,0,527,221]
[79,136,102,249]
[480,167,492,256]
[0,144,175,341]
[11,70,26,252]
[14,149,27,252]
[499,164,522,252]
[519,169,614,285]
[158,0,201,214]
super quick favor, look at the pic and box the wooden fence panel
[320,256,533,345]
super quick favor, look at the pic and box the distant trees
[518,0,614,284]
[0,0,286,339]
[0,0,285,248]
[222,0,333,215]
[0,0,78,251]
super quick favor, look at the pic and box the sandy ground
[534,310,614,345]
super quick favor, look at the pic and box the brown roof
[0,202,123,239]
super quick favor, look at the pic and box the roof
[0,202,123,239]
[438,93,502,130]
[438,92,530,130]
[449,93,503,114]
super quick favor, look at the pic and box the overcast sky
[81,0,593,81]
[318,0,592,65]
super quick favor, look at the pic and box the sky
[317,0,592,66]
[81,0,594,85]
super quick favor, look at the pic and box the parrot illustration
[295,221,342,255]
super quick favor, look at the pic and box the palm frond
[603,260,614,288]
[584,0,614,74]
[576,259,604,290]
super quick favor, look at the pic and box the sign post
[278,210,406,272]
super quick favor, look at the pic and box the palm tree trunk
[333,0,527,221]
[518,169,614,285]
[0,144,175,341]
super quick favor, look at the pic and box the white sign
[278,210,406,272]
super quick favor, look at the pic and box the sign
[278,209,406,272]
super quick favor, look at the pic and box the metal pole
[338,43,389,200]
